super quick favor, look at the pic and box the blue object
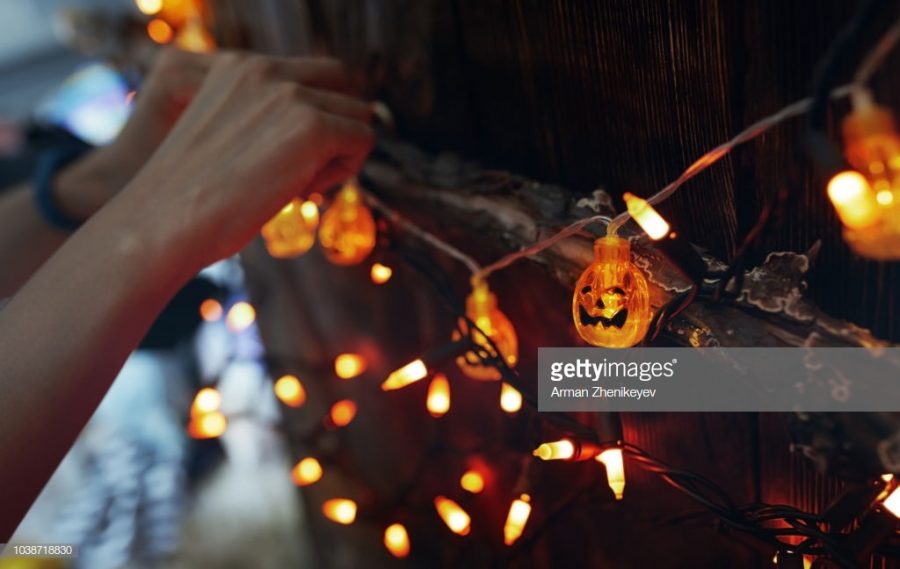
[34,145,90,232]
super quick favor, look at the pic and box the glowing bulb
[273,374,306,407]
[623,192,670,240]
[827,171,878,229]
[460,470,485,494]
[597,448,626,500]
[175,17,216,53]
[426,374,451,417]
[261,199,320,258]
[500,382,522,414]
[291,457,323,486]
[382,359,428,391]
[370,263,393,284]
[146,18,173,44]
[322,498,357,524]
[503,494,532,546]
[199,298,223,322]
[383,523,410,558]
[434,496,470,536]
[135,0,162,15]
[318,180,376,265]
[330,399,357,427]
[334,353,367,379]
[188,411,226,439]
[191,387,221,417]
[882,485,900,518]
[573,235,651,348]
[882,474,895,483]
[533,439,575,461]
[226,301,256,332]
[454,278,518,380]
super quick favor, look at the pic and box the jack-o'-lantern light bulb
[830,103,900,259]
[453,278,518,380]
[318,180,376,265]
[572,235,651,348]
[261,199,319,259]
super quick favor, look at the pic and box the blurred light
[882,485,900,518]
[383,523,410,558]
[188,411,226,439]
[370,263,393,284]
[426,374,450,418]
[597,448,626,500]
[199,298,223,322]
[623,192,670,240]
[135,0,162,15]
[147,18,174,44]
[226,301,256,332]
[882,474,895,483]
[323,499,357,524]
[533,439,575,461]
[434,496,470,536]
[500,382,522,414]
[330,400,357,427]
[291,457,323,487]
[334,353,367,379]
[460,470,485,494]
[190,387,221,417]
[827,170,878,229]
[274,374,306,408]
[382,359,428,391]
[503,494,532,546]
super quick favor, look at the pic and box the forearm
[0,181,192,540]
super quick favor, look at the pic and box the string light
[273,374,306,407]
[434,496,471,536]
[318,180,376,265]
[135,0,162,15]
[261,199,320,259]
[383,523,411,558]
[334,353,367,379]
[146,18,174,44]
[188,411,226,439]
[533,438,603,462]
[382,359,428,391]
[226,301,256,332]
[190,387,221,417]
[460,470,485,494]
[499,382,522,414]
[199,298,223,322]
[623,192,670,240]
[426,374,451,418]
[175,13,216,53]
[596,448,626,500]
[291,457,323,487]
[572,235,651,348]
[454,278,518,380]
[329,400,358,427]
[881,485,900,518]
[322,499,357,525]
[370,263,393,284]
[503,494,532,546]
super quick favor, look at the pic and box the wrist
[54,145,135,221]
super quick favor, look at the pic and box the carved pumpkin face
[572,236,650,348]
[261,198,319,258]
[318,181,376,265]
[453,281,518,380]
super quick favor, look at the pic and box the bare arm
[0,52,373,540]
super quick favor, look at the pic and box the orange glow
[188,411,226,439]
[226,301,256,332]
[199,298,223,322]
[383,523,410,558]
[623,192,670,240]
[370,263,393,284]
[334,353,367,379]
[135,0,162,15]
[175,18,216,53]
[273,374,306,408]
[426,374,451,417]
[382,359,428,391]
[533,439,575,461]
[454,279,518,380]
[146,18,173,44]
[500,382,522,414]
[596,448,626,500]
[190,387,221,417]
[330,400,357,427]
[261,198,320,258]
[827,171,878,229]
[460,470,485,494]
[318,180,376,265]
[434,496,470,536]
[503,494,532,546]
[882,485,900,518]
[291,457,323,486]
[322,498,357,525]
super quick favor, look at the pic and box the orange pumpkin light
[261,199,320,258]
[318,180,376,265]
[453,278,518,380]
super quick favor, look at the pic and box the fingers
[270,57,354,94]
[304,111,374,196]
[300,86,373,122]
